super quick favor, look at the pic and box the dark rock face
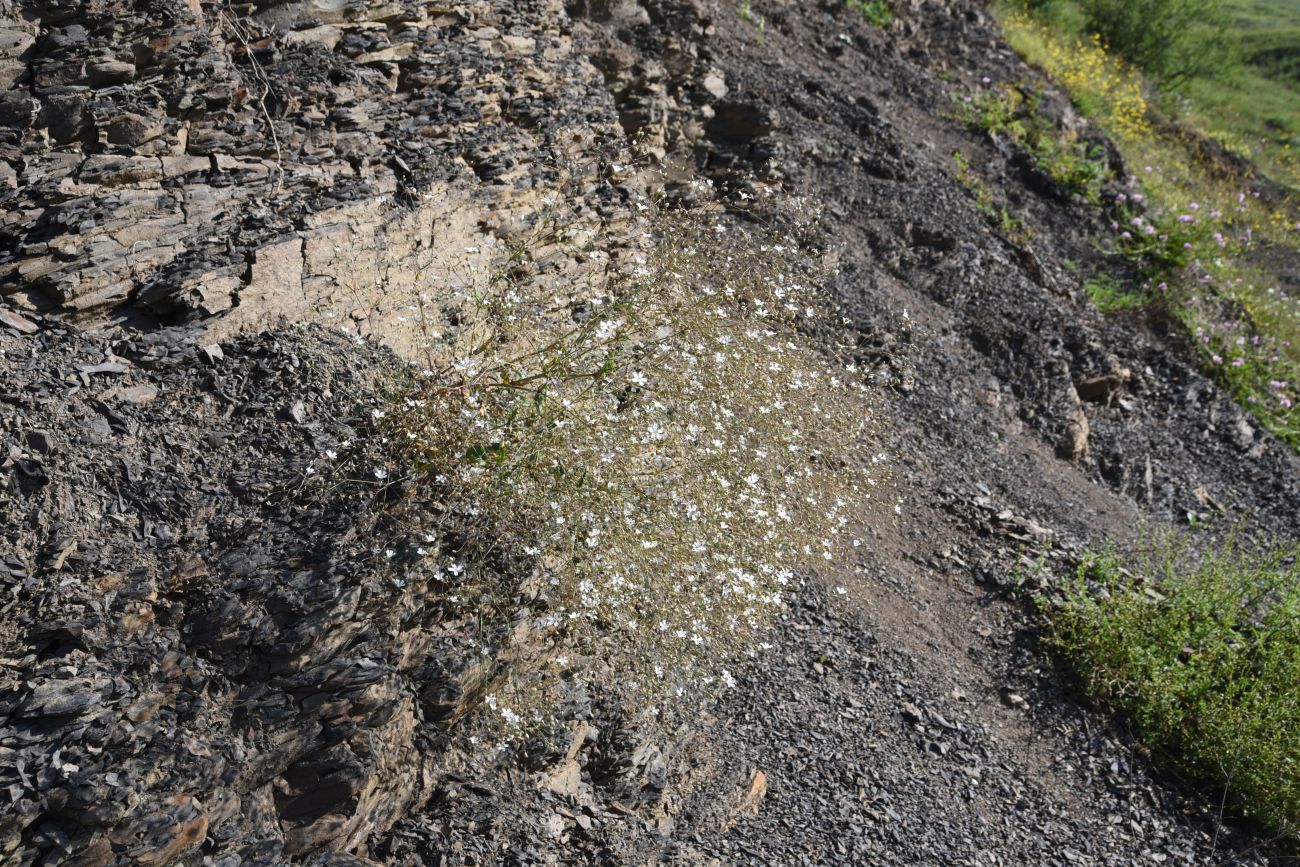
[0,0,627,337]
[0,323,517,864]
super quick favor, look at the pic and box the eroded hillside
[2,0,1299,864]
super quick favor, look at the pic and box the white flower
[373,467,389,480]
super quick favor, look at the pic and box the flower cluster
[386,198,886,722]
[1001,12,1151,142]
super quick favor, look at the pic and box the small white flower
[374,467,389,480]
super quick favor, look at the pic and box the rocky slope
[3,0,1300,864]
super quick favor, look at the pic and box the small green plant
[1047,536,1300,840]
[1034,135,1109,196]
[953,150,1034,244]
[1084,274,1146,311]
[740,0,768,43]
[956,84,1110,200]
[846,0,894,27]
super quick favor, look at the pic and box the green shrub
[956,85,1110,200]
[1074,0,1237,86]
[1048,537,1300,839]
[1084,274,1145,311]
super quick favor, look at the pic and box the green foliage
[1074,0,1238,86]
[1084,274,1146,311]
[957,85,1111,200]
[1109,197,1233,280]
[740,0,768,43]
[846,0,894,27]
[1034,135,1110,196]
[952,150,1034,243]
[1047,537,1300,839]
[997,4,1300,450]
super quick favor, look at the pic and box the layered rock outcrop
[1,0,631,349]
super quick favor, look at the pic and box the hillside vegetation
[1000,0,1300,449]
[997,0,1300,845]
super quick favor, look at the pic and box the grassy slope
[997,2,1300,448]
[996,2,1300,843]
[1182,0,1300,185]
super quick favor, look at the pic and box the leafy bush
[1073,0,1237,86]
[1108,192,1234,278]
[387,197,885,725]
[1048,537,1300,839]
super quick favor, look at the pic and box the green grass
[846,0,894,27]
[1085,274,1146,311]
[1021,0,1300,188]
[1046,537,1300,840]
[1182,0,1300,188]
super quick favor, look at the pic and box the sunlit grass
[1047,536,1300,840]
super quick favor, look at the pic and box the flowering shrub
[1098,168,1299,443]
[1073,0,1234,87]
[1048,536,1300,841]
[386,195,886,728]
[1000,10,1152,141]
[1108,191,1239,276]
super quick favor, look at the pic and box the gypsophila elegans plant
[385,194,886,731]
